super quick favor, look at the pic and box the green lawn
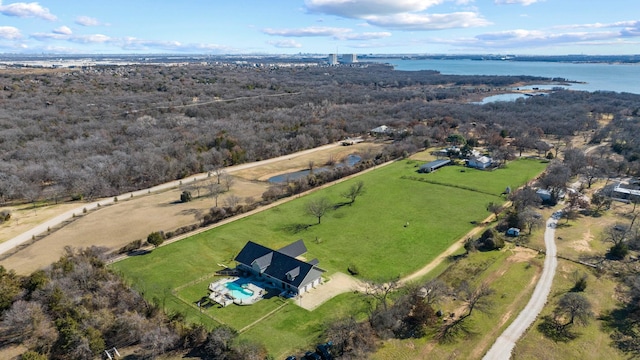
[372,246,543,360]
[513,260,625,360]
[111,158,547,356]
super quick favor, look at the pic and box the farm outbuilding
[418,159,451,173]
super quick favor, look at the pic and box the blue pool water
[225,281,253,300]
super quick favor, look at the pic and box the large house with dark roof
[234,240,324,295]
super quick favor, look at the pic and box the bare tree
[591,191,612,214]
[364,277,400,312]
[486,202,502,219]
[459,281,495,319]
[510,186,541,212]
[221,172,234,191]
[438,281,494,342]
[554,293,593,330]
[342,181,366,205]
[537,162,571,204]
[518,208,544,234]
[563,148,587,176]
[325,317,377,359]
[224,194,241,208]
[421,279,449,306]
[582,156,604,188]
[305,197,332,224]
[206,180,225,207]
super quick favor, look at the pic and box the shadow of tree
[537,315,579,342]
[333,201,352,210]
[281,223,313,234]
[599,308,640,355]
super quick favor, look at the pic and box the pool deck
[208,277,266,307]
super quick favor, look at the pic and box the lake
[369,58,640,94]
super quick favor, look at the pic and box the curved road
[0,142,340,257]
[483,210,561,360]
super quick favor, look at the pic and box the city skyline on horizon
[0,0,639,55]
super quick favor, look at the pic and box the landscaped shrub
[475,228,505,251]
[147,231,166,248]
[348,264,360,275]
[180,191,192,203]
[0,209,10,224]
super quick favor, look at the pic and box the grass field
[112,157,548,356]
[511,191,631,360]
[512,259,625,360]
[372,246,542,360]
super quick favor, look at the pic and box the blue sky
[0,0,639,55]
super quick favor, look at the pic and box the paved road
[483,210,561,360]
[0,142,340,257]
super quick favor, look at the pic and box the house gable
[277,239,307,258]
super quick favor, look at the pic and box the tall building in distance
[327,53,338,65]
[342,54,357,63]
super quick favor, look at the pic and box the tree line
[2,63,638,206]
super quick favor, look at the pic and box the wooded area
[2,62,639,205]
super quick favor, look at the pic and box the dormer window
[286,267,300,281]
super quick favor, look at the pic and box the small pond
[474,91,550,104]
[268,154,361,183]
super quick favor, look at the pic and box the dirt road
[482,211,561,360]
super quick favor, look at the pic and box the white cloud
[70,34,111,44]
[305,0,488,32]
[554,20,639,30]
[366,12,490,30]
[494,0,542,5]
[338,31,391,40]
[0,26,21,39]
[75,16,101,27]
[30,31,67,40]
[0,1,56,21]
[263,26,391,40]
[305,0,443,18]
[119,38,182,50]
[263,26,352,37]
[441,28,626,50]
[53,26,72,35]
[267,39,303,48]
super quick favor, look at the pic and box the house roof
[235,241,324,289]
[471,156,492,164]
[277,239,307,258]
[420,159,451,170]
[371,125,389,133]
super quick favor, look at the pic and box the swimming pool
[225,281,254,300]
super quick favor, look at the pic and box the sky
[0,0,639,55]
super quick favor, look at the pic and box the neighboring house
[418,159,451,173]
[506,228,521,237]
[468,156,493,169]
[234,240,324,295]
[611,182,640,203]
[370,125,391,135]
[431,147,460,158]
